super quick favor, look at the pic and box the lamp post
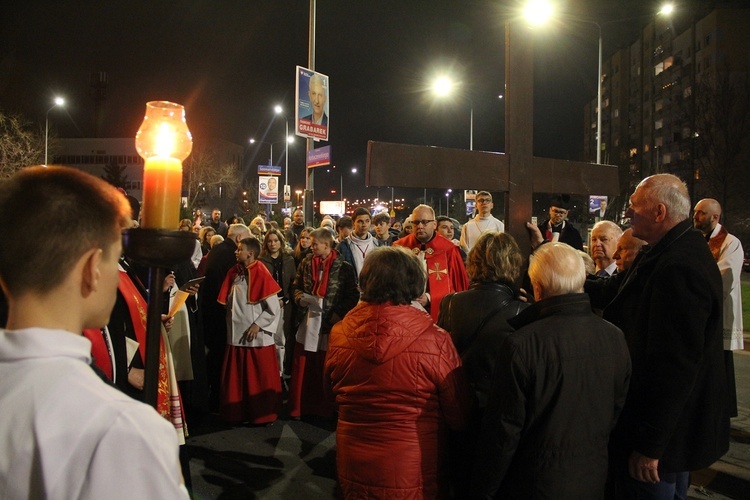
[528,1,675,165]
[274,105,296,208]
[44,97,65,165]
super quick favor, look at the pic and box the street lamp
[534,2,674,164]
[248,135,294,166]
[431,76,474,150]
[274,105,296,207]
[45,96,65,165]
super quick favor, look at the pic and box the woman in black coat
[437,231,528,495]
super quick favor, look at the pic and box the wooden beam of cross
[365,22,619,256]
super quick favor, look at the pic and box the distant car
[744,251,750,273]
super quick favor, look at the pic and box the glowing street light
[44,96,65,165]
[659,3,674,15]
[525,0,674,164]
[431,76,474,150]
[524,0,553,26]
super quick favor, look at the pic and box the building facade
[52,137,244,202]
[583,6,750,212]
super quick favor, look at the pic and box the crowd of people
[0,168,741,499]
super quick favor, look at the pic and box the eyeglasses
[476,198,492,204]
[413,219,435,226]
[551,208,567,214]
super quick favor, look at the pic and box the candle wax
[141,156,183,229]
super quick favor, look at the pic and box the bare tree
[694,68,750,218]
[0,111,44,179]
[184,146,242,211]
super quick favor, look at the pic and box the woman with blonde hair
[437,231,529,494]
[293,226,315,267]
[198,226,216,255]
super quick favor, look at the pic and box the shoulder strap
[475,296,515,335]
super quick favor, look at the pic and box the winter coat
[472,293,631,499]
[438,281,528,408]
[292,253,359,338]
[599,220,729,472]
[324,302,472,499]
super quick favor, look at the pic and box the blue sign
[258,165,282,176]
[307,146,331,168]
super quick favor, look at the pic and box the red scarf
[312,249,338,297]
[218,260,281,304]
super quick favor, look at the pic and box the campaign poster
[283,184,291,202]
[259,175,279,205]
[589,195,608,217]
[296,66,329,141]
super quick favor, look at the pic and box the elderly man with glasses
[394,204,469,321]
[460,191,505,251]
[536,194,583,250]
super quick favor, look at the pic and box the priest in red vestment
[394,204,469,321]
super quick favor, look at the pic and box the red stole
[218,261,281,305]
[83,328,113,381]
[708,225,728,262]
[312,250,338,297]
[117,270,171,421]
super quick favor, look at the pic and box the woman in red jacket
[324,246,471,499]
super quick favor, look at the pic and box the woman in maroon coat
[324,247,471,499]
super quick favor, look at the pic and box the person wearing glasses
[460,191,505,251]
[394,204,469,322]
[536,194,583,250]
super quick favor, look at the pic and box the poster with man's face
[259,176,279,204]
[295,66,329,141]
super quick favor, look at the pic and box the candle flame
[155,122,176,157]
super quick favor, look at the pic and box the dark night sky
[0,0,670,201]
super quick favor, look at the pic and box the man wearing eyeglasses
[536,194,583,251]
[394,204,469,321]
[460,191,504,251]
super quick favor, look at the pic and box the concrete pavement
[689,336,750,500]
[187,341,750,499]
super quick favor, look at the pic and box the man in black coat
[536,194,583,250]
[199,223,250,409]
[589,174,729,498]
[472,242,631,499]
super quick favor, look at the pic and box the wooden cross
[365,22,619,255]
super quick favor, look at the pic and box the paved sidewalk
[187,341,750,499]
[689,342,750,500]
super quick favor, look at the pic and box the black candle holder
[122,228,197,407]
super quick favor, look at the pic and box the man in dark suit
[199,223,250,409]
[536,194,583,250]
[590,174,729,498]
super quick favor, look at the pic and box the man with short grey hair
[473,242,630,498]
[590,220,623,276]
[590,174,728,498]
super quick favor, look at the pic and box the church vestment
[707,223,744,350]
[394,233,469,321]
[460,214,504,251]
[217,261,282,424]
